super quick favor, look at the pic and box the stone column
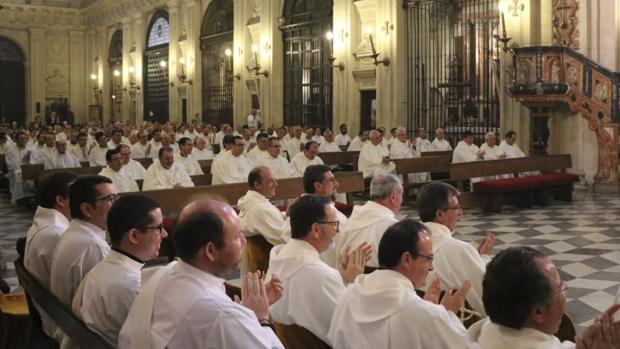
[185,0,202,121]
[133,13,145,126]
[168,0,181,122]
[29,28,46,124]
[69,30,87,124]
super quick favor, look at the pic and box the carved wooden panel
[543,55,563,84]
[515,55,536,85]
[552,0,579,49]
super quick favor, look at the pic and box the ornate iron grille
[200,0,233,126]
[281,0,333,128]
[144,12,170,123]
[407,0,500,145]
[109,30,123,121]
[0,36,25,125]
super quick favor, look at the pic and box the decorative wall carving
[45,64,69,97]
[552,0,579,49]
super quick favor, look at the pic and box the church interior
[0,0,620,348]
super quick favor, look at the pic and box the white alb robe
[432,138,453,151]
[98,166,139,193]
[358,142,396,178]
[73,249,143,346]
[30,146,50,165]
[347,136,367,151]
[254,152,296,179]
[147,140,162,159]
[70,145,89,162]
[479,143,506,160]
[191,147,214,160]
[5,144,32,203]
[452,141,481,163]
[118,260,283,349]
[24,207,69,338]
[44,151,81,169]
[423,222,490,316]
[130,142,148,159]
[416,137,433,152]
[311,135,325,144]
[327,269,478,349]
[319,141,340,153]
[284,138,303,159]
[89,146,109,166]
[246,146,267,163]
[499,140,526,158]
[267,239,346,345]
[238,190,290,246]
[389,139,430,183]
[142,161,194,191]
[50,219,110,331]
[210,151,254,185]
[468,318,574,349]
[174,153,204,176]
[334,134,351,147]
[336,201,398,268]
[290,152,324,176]
[124,159,146,181]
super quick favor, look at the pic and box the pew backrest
[421,150,453,157]
[133,157,153,169]
[198,159,213,174]
[449,154,572,181]
[38,166,103,183]
[21,164,44,181]
[393,155,453,175]
[318,151,360,168]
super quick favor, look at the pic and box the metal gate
[407,0,500,145]
[144,12,170,124]
[109,29,123,122]
[200,0,234,126]
[0,37,25,125]
[281,0,333,129]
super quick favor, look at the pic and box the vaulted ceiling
[1,0,101,9]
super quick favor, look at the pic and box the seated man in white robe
[119,144,146,181]
[311,127,325,144]
[238,166,290,254]
[99,148,139,193]
[71,195,167,346]
[469,246,620,349]
[89,131,110,167]
[255,138,295,179]
[211,136,254,184]
[452,130,484,163]
[5,131,34,205]
[25,172,78,340]
[415,127,433,153]
[480,132,507,160]
[247,133,269,162]
[29,132,50,165]
[284,126,303,159]
[107,128,125,149]
[358,130,396,178]
[143,147,194,191]
[50,176,115,341]
[347,130,369,151]
[291,141,324,175]
[417,182,495,316]
[318,129,340,153]
[191,136,214,160]
[389,126,430,183]
[69,132,90,163]
[44,133,81,169]
[432,127,453,151]
[119,199,285,349]
[145,131,162,159]
[334,123,351,148]
[337,174,402,268]
[499,130,526,158]
[267,195,369,346]
[174,137,204,176]
[328,219,476,349]
[130,131,148,159]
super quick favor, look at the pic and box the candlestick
[368,33,376,54]
[501,12,507,38]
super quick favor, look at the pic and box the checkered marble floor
[1,186,618,335]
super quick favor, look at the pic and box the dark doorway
[144,11,170,124]
[360,90,376,131]
[0,37,26,126]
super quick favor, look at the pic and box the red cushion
[163,217,175,232]
[529,173,579,185]
[335,202,354,217]
[473,177,541,193]
[276,205,288,212]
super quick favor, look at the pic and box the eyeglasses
[413,253,434,263]
[323,177,338,184]
[141,223,165,235]
[93,193,119,204]
[445,206,462,210]
[317,221,340,232]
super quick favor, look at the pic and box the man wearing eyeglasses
[254,137,295,179]
[69,195,166,347]
[50,176,115,341]
[416,182,495,316]
[328,219,475,349]
[143,146,195,191]
[267,195,370,346]
[211,135,253,185]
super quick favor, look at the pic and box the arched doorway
[281,0,333,128]
[144,11,170,124]
[109,29,123,122]
[0,37,26,125]
[200,0,234,126]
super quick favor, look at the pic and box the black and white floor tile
[1,186,618,335]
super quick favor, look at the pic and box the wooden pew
[21,164,44,182]
[198,159,213,174]
[14,255,113,348]
[136,174,212,191]
[212,144,220,154]
[449,155,578,213]
[133,157,153,169]
[38,166,103,183]
[393,155,453,191]
[421,150,453,157]
[318,151,359,170]
[134,171,365,216]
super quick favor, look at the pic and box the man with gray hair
[389,127,430,183]
[357,129,396,178]
[318,129,341,153]
[336,173,403,267]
